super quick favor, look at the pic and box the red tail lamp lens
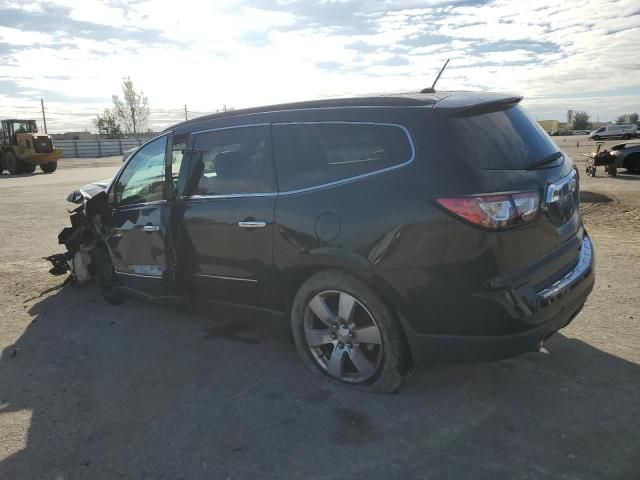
[436,191,539,229]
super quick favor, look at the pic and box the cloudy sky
[0,0,639,133]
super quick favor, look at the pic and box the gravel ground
[0,139,639,479]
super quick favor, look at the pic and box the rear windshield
[444,105,560,169]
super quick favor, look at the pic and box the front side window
[115,135,167,205]
[190,125,272,195]
[272,122,413,192]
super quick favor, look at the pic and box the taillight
[436,191,540,230]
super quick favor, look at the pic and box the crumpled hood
[67,179,111,203]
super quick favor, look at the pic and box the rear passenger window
[272,123,413,192]
[191,126,273,195]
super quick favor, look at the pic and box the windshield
[443,105,561,170]
[11,121,37,133]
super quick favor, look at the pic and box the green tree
[615,114,630,125]
[93,108,122,138]
[572,111,590,130]
[112,77,150,138]
[615,113,639,126]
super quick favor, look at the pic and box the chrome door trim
[193,273,258,283]
[180,121,415,199]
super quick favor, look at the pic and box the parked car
[50,92,595,393]
[589,124,638,140]
[122,146,139,162]
[572,130,591,135]
[609,141,640,172]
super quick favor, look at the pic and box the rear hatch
[430,95,582,284]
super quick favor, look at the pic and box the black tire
[90,245,126,305]
[3,151,21,174]
[21,163,36,173]
[291,270,408,393]
[100,281,126,305]
[40,161,57,173]
[592,136,599,140]
[608,166,617,177]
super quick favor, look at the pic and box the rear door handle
[142,224,160,232]
[238,221,266,228]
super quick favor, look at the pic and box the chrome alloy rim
[303,290,383,383]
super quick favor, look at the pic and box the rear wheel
[40,161,57,173]
[291,270,408,393]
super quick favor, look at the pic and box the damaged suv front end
[47,179,120,299]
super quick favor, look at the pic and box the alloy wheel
[303,290,383,383]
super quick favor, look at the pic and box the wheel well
[286,267,415,373]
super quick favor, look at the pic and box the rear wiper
[528,152,563,169]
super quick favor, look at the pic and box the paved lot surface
[1,140,639,479]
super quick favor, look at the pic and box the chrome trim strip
[190,123,270,136]
[185,192,277,200]
[181,121,415,200]
[193,273,258,283]
[537,236,593,301]
[115,271,163,279]
[116,199,168,210]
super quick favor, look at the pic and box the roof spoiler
[435,95,523,118]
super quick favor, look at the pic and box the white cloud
[0,0,638,132]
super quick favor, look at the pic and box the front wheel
[40,161,57,173]
[291,271,409,393]
[3,151,20,174]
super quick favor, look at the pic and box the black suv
[57,92,595,393]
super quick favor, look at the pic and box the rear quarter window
[444,105,560,170]
[272,122,413,192]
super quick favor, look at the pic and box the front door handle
[142,224,160,232]
[238,221,266,228]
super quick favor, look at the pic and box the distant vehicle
[589,124,638,140]
[0,119,63,174]
[572,130,591,135]
[609,141,640,173]
[551,130,571,136]
[122,146,139,162]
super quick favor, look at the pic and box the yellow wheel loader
[0,119,63,174]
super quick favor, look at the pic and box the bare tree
[616,113,639,125]
[112,77,150,138]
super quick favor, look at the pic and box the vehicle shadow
[0,172,42,178]
[0,284,638,479]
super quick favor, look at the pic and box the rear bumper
[402,235,595,366]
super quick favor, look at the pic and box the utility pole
[184,104,188,121]
[40,98,48,134]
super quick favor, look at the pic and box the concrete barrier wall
[54,139,146,158]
